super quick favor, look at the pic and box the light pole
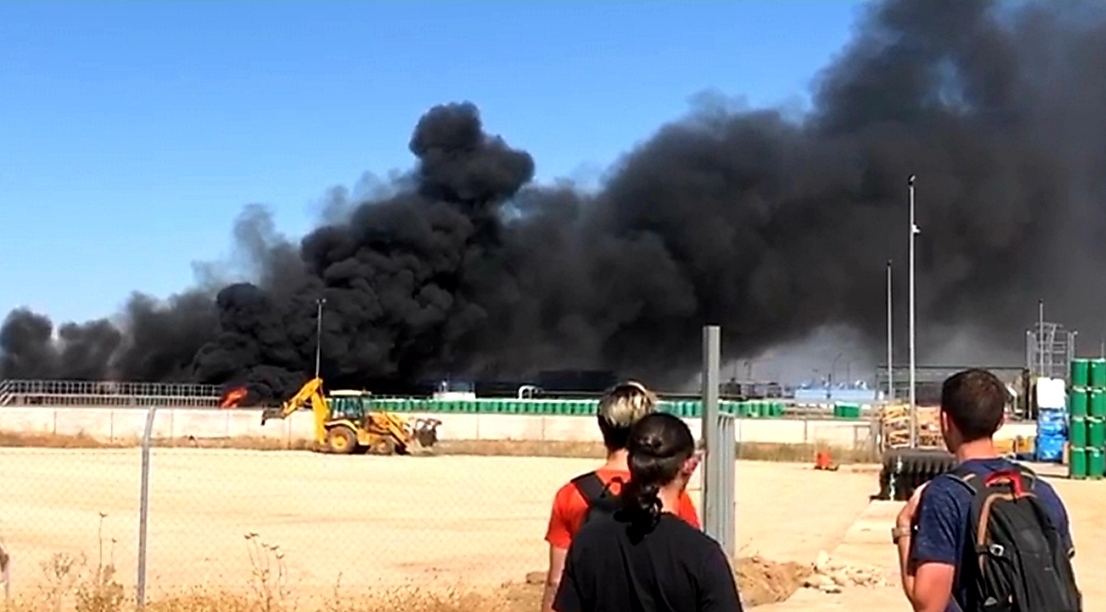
[908,175,919,448]
[830,352,844,385]
[886,259,894,402]
[314,297,326,379]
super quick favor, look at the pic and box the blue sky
[0,1,866,327]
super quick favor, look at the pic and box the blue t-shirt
[909,458,1074,612]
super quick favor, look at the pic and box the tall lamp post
[315,297,326,379]
[908,175,919,448]
[887,259,893,402]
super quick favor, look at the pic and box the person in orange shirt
[540,381,701,612]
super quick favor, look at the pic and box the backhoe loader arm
[279,377,324,418]
[261,377,324,425]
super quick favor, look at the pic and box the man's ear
[682,452,701,475]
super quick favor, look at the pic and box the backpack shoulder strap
[571,471,617,504]
[947,461,1039,496]
[947,464,983,496]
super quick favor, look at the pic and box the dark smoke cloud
[5,0,1106,398]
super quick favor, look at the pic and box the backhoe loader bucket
[260,407,284,426]
[409,417,442,450]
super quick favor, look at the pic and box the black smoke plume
[5,0,1106,399]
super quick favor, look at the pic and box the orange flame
[220,387,248,409]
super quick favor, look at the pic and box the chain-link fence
[0,418,718,609]
[0,379,883,609]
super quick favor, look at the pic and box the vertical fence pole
[701,325,724,545]
[136,405,158,609]
[720,413,736,558]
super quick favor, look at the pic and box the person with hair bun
[541,382,701,612]
[553,412,743,612]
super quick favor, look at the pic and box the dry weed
[4,522,813,612]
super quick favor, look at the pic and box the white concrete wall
[0,405,1037,450]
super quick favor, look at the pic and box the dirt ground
[10,448,1101,610]
[0,447,878,603]
[756,472,1106,612]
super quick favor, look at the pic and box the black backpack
[949,463,1081,611]
[571,471,624,526]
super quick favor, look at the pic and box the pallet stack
[1068,358,1106,480]
[879,404,942,450]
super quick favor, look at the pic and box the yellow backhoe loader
[260,377,441,455]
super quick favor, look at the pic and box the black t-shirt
[553,510,743,612]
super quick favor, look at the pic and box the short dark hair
[940,368,1009,442]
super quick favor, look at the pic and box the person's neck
[656,483,682,514]
[602,449,629,471]
[955,437,1000,463]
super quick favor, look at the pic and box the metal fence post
[136,405,158,609]
[701,325,737,557]
[719,413,736,557]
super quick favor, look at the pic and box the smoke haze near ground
[4,0,1106,399]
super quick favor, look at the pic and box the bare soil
[0,447,878,607]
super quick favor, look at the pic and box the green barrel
[1089,417,1105,448]
[1092,359,1106,388]
[1091,390,1106,418]
[774,401,785,417]
[1071,358,1090,388]
[1071,389,1090,417]
[836,403,859,419]
[1070,416,1088,448]
[1069,448,1087,480]
[1090,448,1105,479]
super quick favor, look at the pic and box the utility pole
[315,297,327,379]
[908,175,919,448]
[887,259,893,402]
[1038,299,1045,377]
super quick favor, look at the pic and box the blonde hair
[597,381,658,450]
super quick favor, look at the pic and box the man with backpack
[540,381,701,612]
[896,368,1082,612]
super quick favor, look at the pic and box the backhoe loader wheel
[367,437,396,456]
[326,426,358,455]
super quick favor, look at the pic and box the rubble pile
[801,552,892,594]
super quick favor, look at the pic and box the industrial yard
[0,442,1102,611]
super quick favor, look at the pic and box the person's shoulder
[924,471,973,502]
[551,475,590,515]
[1025,470,1069,510]
[654,513,718,546]
[571,512,623,548]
